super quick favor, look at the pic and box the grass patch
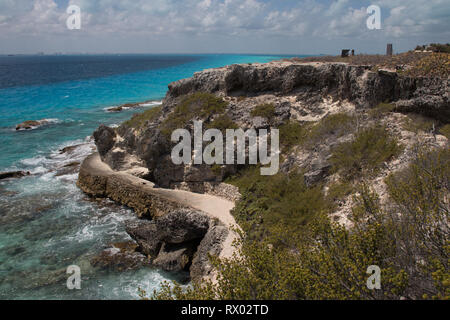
[331,126,403,180]
[307,113,356,145]
[325,181,354,209]
[122,106,162,129]
[160,92,228,138]
[206,115,239,132]
[369,102,396,119]
[439,124,450,139]
[404,52,450,78]
[250,103,276,121]
[227,168,327,243]
[402,114,435,134]
[279,121,310,152]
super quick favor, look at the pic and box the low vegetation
[250,103,276,122]
[161,92,228,137]
[226,168,327,244]
[330,126,403,180]
[122,106,162,129]
[279,121,309,152]
[403,52,450,78]
[152,147,449,300]
[306,113,356,146]
[440,124,450,139]
[206,115,238,132]
[368,102,396,119]
[279,113,356,153]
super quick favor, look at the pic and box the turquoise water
[0,54,298,299]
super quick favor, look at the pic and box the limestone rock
[155,209,210,244]
[90,241,148,272]
[126,220,163,259]
[93,125,116,158]
[153,242,197,272]
[190,226,229,282]
[0,171,30,180]
[16,119,49,131]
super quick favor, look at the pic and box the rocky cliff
[94,61,448,189]
[80,60,449,282]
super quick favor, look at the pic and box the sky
[0,0,449,55]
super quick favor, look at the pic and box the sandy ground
[85,153,239,260]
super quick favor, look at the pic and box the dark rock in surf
[0,171,30,180]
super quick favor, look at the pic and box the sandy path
[85,153,239,260]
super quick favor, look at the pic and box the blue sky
[0,0,448,54]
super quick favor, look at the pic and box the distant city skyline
[0,0,449,55]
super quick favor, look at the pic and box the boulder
[93,125,116,158]
[0,171,30,180]
[59,144,84,154]
[16,120,49,131]
[125,220,163,258]
[55,162,81,177]
[90,241,148,272]
[155,209,210,244]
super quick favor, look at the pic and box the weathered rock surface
[155,209,210,244]
[16,119,50,131]
[94,62,448,189]
[90,241,149,272]
[190,225,229,282]
[153,242,198,272]
[0,171,30,180]
[126,220,163,258]
[93,125,117,158]
[126,210,214,273]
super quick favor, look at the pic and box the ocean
[0,54,299,299]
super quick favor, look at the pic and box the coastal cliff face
[79,60,449,283]
[93,61,449,189]
[167,62,448,118]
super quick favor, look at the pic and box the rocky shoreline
[77,60,449,283]
[77,153,237,282]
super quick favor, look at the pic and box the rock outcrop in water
[16,119,52,131]
[0,171,30,180]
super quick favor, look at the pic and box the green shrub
[250,103,276,121]
[369,102,396,119]
[325,181,354,209]
[122,106,162,129]
[151,147,449,301]
[160,92,228,137]
[307,113,356,145]
[226,168,327,244]
[330,126,402,180]
[279,121,309,152]
[206,115,238,132]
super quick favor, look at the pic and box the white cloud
[0,0,448,52]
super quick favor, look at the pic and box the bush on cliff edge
[151,147,449,300]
